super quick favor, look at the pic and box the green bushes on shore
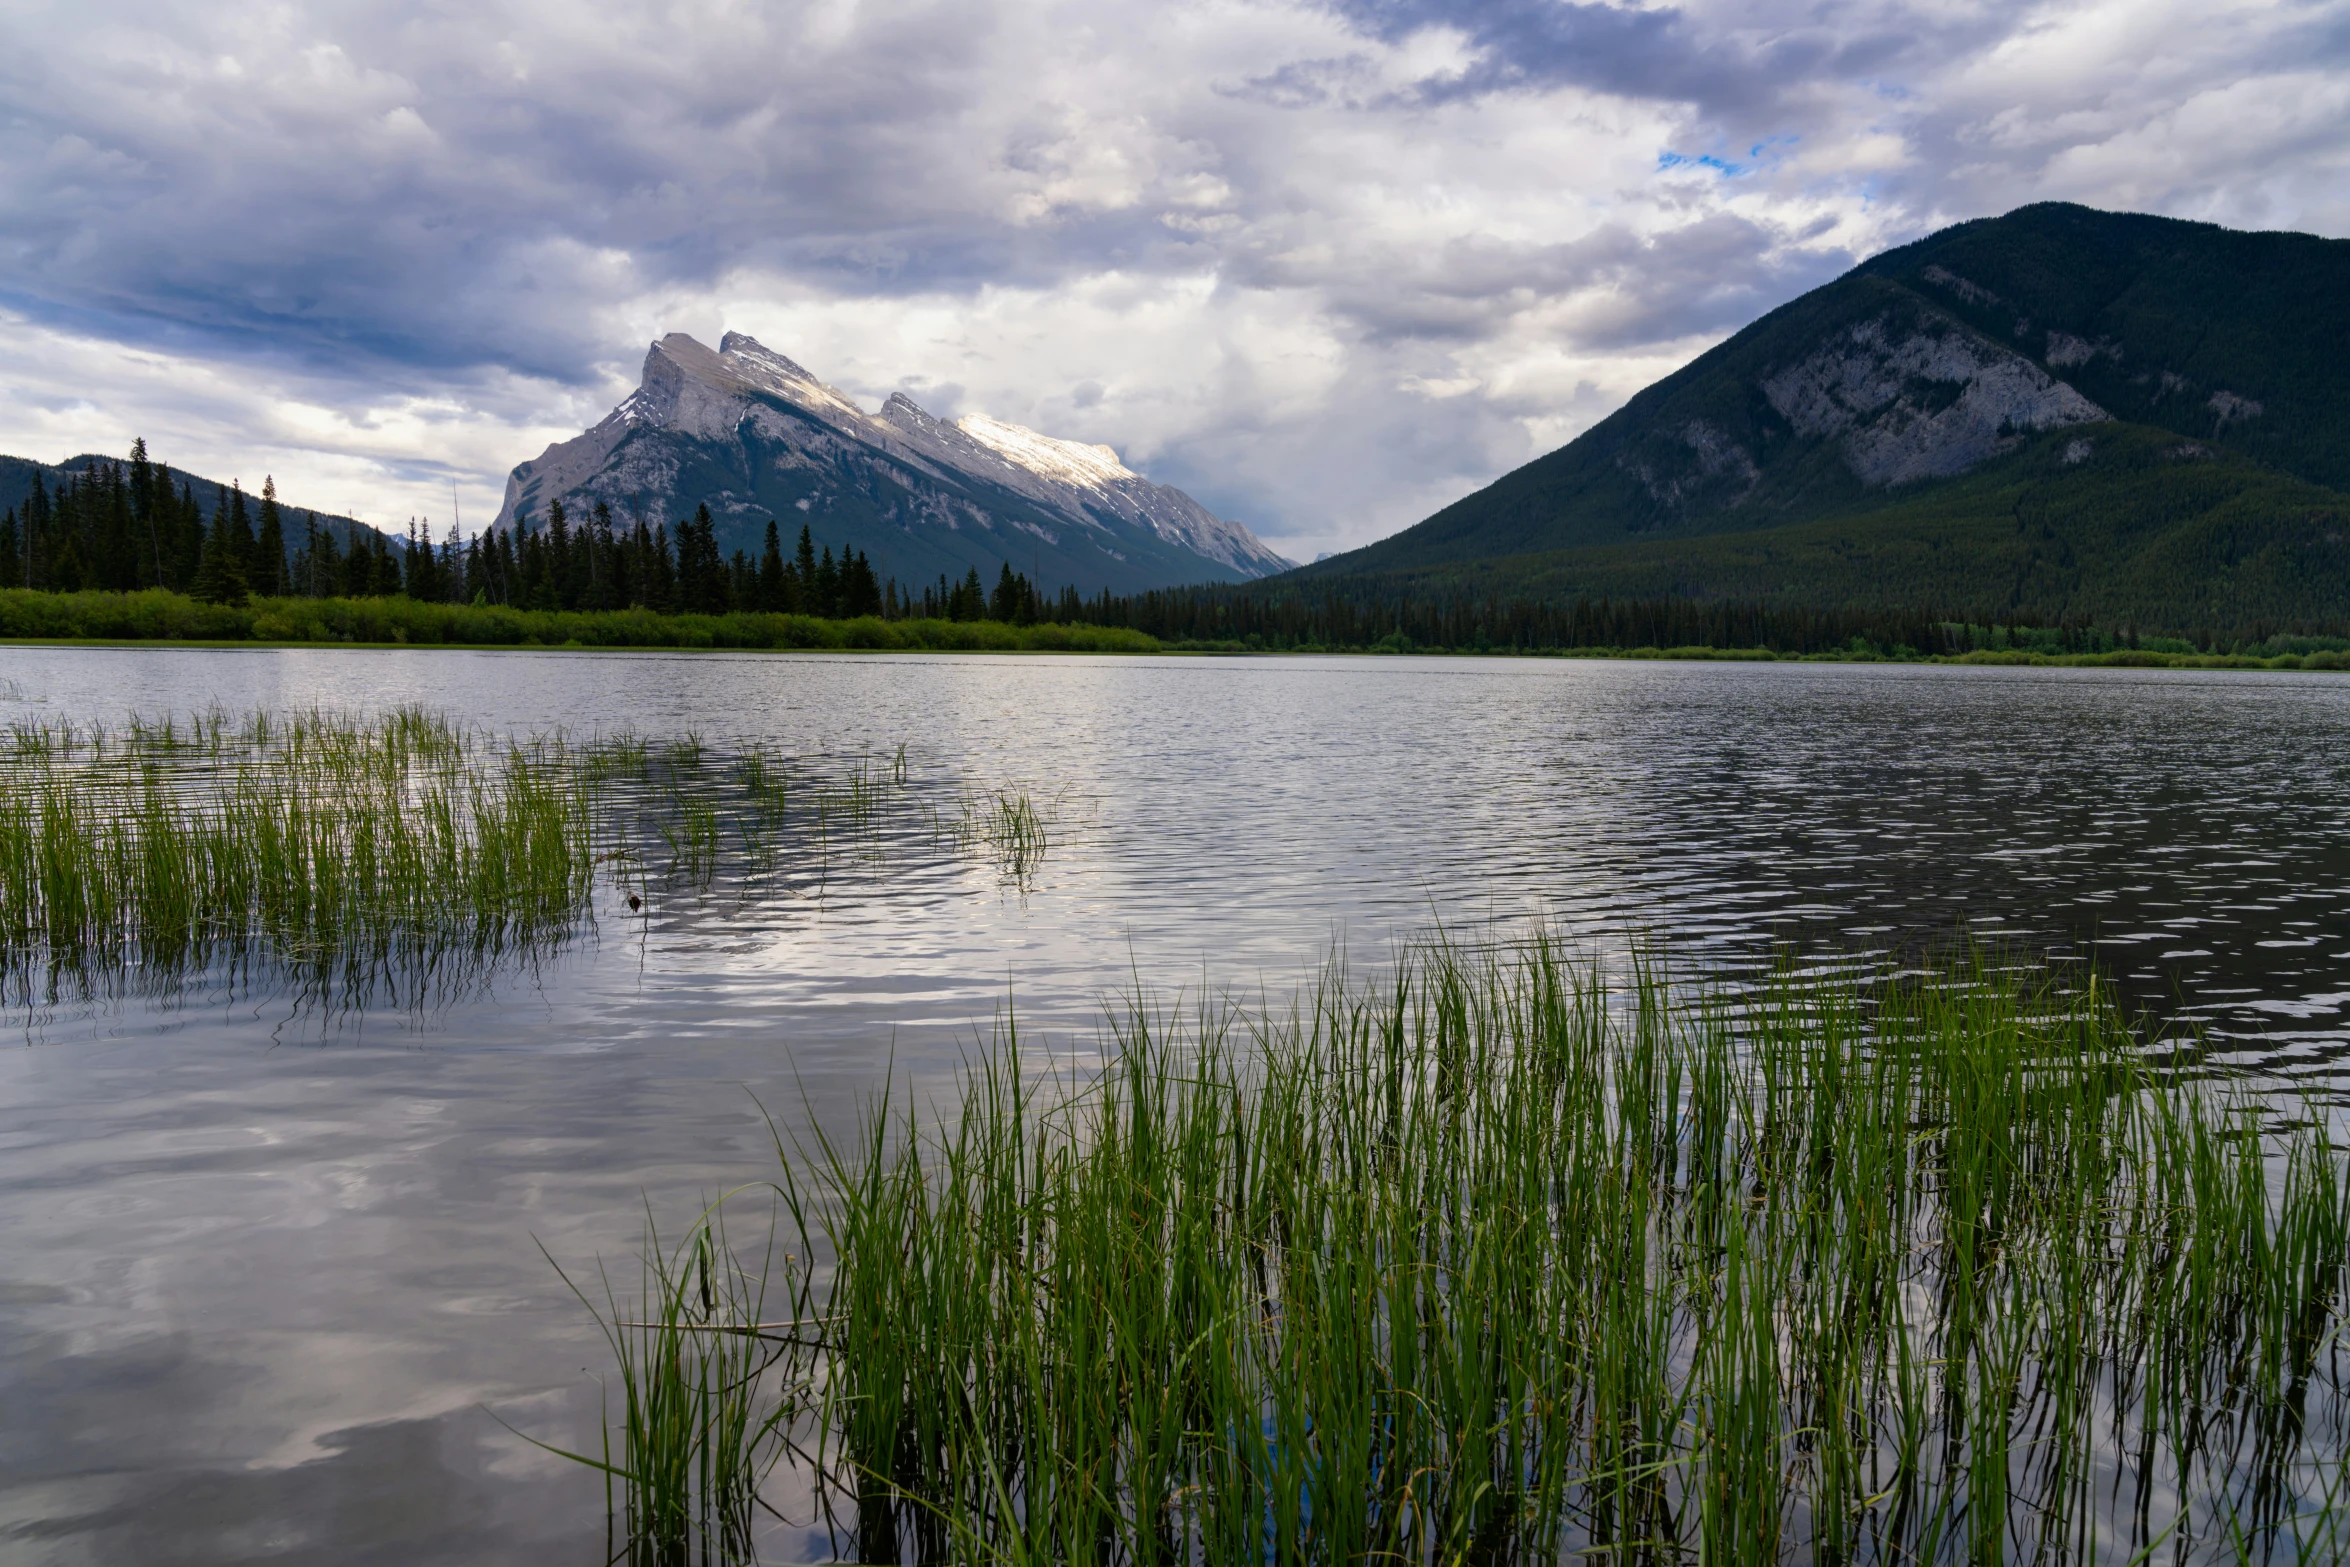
[0,587,1160,654]
[6,587,2348,668]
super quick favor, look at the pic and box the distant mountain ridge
[496,333,1291,593]
[1290,203,2350,633]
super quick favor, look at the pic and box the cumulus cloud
[0,0,2344,559]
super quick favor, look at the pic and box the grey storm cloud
[2,0,2347,556]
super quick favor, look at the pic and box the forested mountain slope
[1310,424,2348,634]
[1296,204,2350,630]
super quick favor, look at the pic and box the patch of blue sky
[1657,150,1748,175]
[1657,136,1798,179]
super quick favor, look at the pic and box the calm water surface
[3,646,2347,1564]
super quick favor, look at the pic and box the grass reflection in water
[569,937,2350,1565]
[0,707,1056,1014]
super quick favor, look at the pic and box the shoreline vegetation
[563,937,2350,1565]
[3,585,2349,670]
[9,438,2346,669]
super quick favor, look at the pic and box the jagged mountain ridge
[1303,203,2350,593]
[496,333,1290,593]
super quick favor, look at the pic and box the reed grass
[949,789,1051,888]
[0,712,1066,1010]
[0,707,598,1008]
[537,1195,821,1567]
[577,935,2350,1564]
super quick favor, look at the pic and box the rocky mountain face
[495,333,1290,593]
[1310,203,2350,577]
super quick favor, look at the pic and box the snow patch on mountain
[955,415,1137,490]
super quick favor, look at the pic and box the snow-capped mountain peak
[494,332,1294,592]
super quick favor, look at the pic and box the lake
[2,646,2347,1564]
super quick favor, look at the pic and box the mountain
[495,333,1291,593]
[1298,204,2350,632]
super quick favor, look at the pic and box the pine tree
[402,520,432,601]
[587,501,617,610]
[254,477,287,596]
[171,479,203,592]
[226,483,255,572]
[813,546,840,618]
[98,460,137,590]
[48,473,87,592]
[188,507,251,604]
[372,532,402,597]
[129,439,167,588]
[547,499,575,610]
[21,475,50,589]
[341,525,375,598]
[675,503,728,613]
[842,550,883,618]
[758,520,788,612]
[0,508,19,588]
[652,524,678,611]
[948,566,985,621]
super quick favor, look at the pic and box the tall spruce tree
[813,546,840,618]
[586,502,616,610]
[97,461,136,590]
[842,550,883,618]
[47,470,87,592]
[545,499,574,610]
[794,525,817,590]
[129,439,166,588]
[254,477,287,596]
[188,506,250,603]
[340,524,375,598]
[170,479,203,591]
[225,483,254,572]
[20,476,50,589]
[758,520,788,612]
[676,503,727,612]
[372,531,402,597]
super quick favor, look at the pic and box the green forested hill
[1309,423,2348,633]
[1295,203,2350,631]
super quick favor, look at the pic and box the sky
[2,0,2347,561]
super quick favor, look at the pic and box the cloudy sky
[3,0,2346,559]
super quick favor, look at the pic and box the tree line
[0,440,372,600]
[16,440,2335,657]
[0,441,1045,624]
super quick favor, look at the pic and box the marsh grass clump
[2,717,1061,1011]
[538,1197,820,1567]
[660,937,2350,1565]
[948,787,1051,887]
[0,707,600,1008]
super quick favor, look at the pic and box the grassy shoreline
[3,586,2346,670]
